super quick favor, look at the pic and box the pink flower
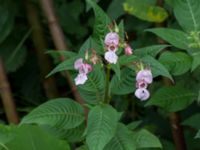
[104,32,119,47]
[135,88,150,101]
[125,45,133,55]
[74,73,88,85]
[79,63,92,74]
[136,69,153,84]
[136,80,148,89]
[104,51,118,64]
[107,44,118,52]
[74,58,83,70]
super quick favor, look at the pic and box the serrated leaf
[21,98,85,129]
[182,113,200,130]
[142,55,173,81]
[123,0,168,23]
[86,104,118,150]
[146,28,190,50]
[110,68,135,95]
[5,125,70,150]
[174,0,200,32]
[134,45,170,57]
[77,65,105,104]
[132,129,162,148]
[146,86,196,112]
[104,123,136,150]
[159,51,192,76]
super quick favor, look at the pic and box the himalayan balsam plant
[1,0,200,150]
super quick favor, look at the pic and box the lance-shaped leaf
[195,130,200,139]
[86,104,118,150]
[146,28,190,50]
[21,98,85,129]
[123,0,168,23]
[174,0,200,32]
[104,123,136,150]
[159,51,192,76]
[146,86,196,112]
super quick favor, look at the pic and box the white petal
[74,58,83,70]
[74,74,88,85]
[135,88,150,101]
[104,51,118,64]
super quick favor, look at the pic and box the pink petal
[104,32,119,46]
[74,73,88,85]
[135,88,150,101]
[74,58,83,70]
[104,51,118,64]
[136,69,153,84]
[79,63,92,74]
[136,80,148,89]
[125,45,133,55]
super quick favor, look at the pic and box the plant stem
[104,65,111,103]
[0,58,19,124]
[156,1,187,149]
[25,0,59,98]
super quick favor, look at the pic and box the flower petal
[135,88,150,101]
[104,51,118,64]
[74,73,88,85]
[74,58,83,70]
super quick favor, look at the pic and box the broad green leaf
[46,54,82,77]
[78,65,105,104]
[141,55,173,81]
[107,0,124,19]
[146,28,190,50]
[76,145,89,150]
[146,86,196,112]
[119,55,138,66]
[159,51,192,76]
[134,45,169,57]
[86,0,111,43]
[182,113,200,129]
[46,50,77,64]
[0,1,14,44]
[110,63,121,80]
[104,123,136,150]
[127,121,142,130]
[123,0,168,23]
[132,129,162,148]
[174,0,200,32]
[86,104,118,150]
[110,68,135,95]
[5,125,69,150]
[191,51,200,71]
[21,98,85,129]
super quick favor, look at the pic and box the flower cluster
[135,69,153,101]
[74,58,92,85]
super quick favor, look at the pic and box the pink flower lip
[135,88,150,101]
[136,80,148,89]
[104,51,118,64]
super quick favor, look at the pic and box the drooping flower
[124,44,133,55]
[135,88,150,101]
[104,32,119,47]
[74,73,88,85]
[136,69,153,84]
[104,51,118,64]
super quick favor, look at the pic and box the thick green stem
[104,65,111,103]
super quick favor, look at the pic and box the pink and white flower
[136,69,153,84]
[74,73,88,85]
[135,88,150,101]
[104,51,118,64]
[104,32,119,47]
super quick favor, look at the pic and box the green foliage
[86,104,119,150]
[182,113,200,129]
[21,98,85,129]
[123,0,168,23]
[110,68,135,95]
[191,51,200,71]
[159,51,192,76]
[104,123,136,150]
[78,65,105,104]
[146,86,196,112]
[174,0,200,32]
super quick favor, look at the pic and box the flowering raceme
[74,58,92,85]
[135,69,153,101]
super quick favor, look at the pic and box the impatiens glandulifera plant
[12,0,199,150]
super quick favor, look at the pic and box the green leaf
[110,63,121,80]
[78,66,105,104]
[86,0,111,43]
[195,130,200,138]
[110,68,135,95]
[123,0,168,23]
[174,0,200,32]
[191,51,200,71]
[76,145,89,150]
[5,125,70,150]
[107,0,124,19]
[86,104,118,150]
[146,28,190,50]
[127,121,142,130]
[21,98,85,129]
[104,123,136,150]
[159,51,192,76]
[132,129,162,148]
[46,54,82,77]
[182,113,200,129]
[119,55,138,66]
[141,55,173,81]
[146,86,196,112]
[134,45,170,57]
